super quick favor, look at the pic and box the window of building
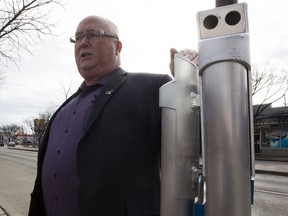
[260,128,288,148]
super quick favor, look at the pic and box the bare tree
[251,63,288,118]
[24,105,55,145]
[0,124,21,142]
[60,80,77,100]
[0,0,65,65]
[0,71,4,91]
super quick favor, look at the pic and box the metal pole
[197,3,253,215]
[216,0,238,7]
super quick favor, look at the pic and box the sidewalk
[255,155,288,176]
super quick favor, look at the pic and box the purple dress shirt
[41,73,113,216]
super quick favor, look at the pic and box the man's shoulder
[116,68,172,86]
[126,72,172,82]
[128,71,168,77]
[117,68,171,79]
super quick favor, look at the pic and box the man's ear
[116,40,122,54]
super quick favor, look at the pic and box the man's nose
[78,36,90,46]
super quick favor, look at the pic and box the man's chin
[79,62,95,72]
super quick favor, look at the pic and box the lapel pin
[105,89,113,95]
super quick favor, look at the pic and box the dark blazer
[28,68,172,216]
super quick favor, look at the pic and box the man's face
[74,17,120,84]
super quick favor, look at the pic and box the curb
[7,147,38,152]
[255,169,288,177]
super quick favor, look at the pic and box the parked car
[22,140,32,147]
[0,141,4,147]
[8,141,16,147]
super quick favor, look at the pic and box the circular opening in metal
[225,11,241,26]
[203,15,218,30]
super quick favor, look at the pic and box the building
[254,104,288,157]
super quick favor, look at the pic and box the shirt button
[73,111,77,114]
[53,173,57,178]
[57,150,61,154]
[65,130,68,133]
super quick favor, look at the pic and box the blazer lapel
[84,69,127,133]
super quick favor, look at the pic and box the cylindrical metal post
[202,62,251,215]
[197,3,253,216]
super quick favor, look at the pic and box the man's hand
[169,48,198,77]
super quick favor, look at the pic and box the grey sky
[1,0,287,131]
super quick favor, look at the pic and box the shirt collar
[79,67,119,92]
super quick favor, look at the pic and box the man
[28,15,197,216]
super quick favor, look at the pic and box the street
[0,147,37,216]
[252,173,288,216]
[0,147,288,216]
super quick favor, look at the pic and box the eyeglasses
[70,29,119,44]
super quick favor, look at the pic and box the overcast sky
[1,0,288,131]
